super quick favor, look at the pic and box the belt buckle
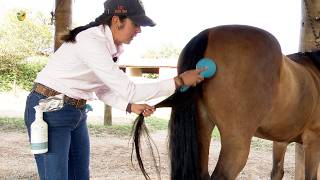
[75,99,85,109]
[75,100,81,109]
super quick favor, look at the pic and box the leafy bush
[0,10,52,91]
[17,58,47,90]
[0,57,47,91]
[0,52,21,91]
[0,73,16,91]
[142,73,159,79]
[0,10,53,57]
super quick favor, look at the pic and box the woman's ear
[111,16,120,26]
[111,16,125,30]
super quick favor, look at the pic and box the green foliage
[142,44,181,59]
[0,73,16,91]
[0,10,52,91]
[88,117,169,137]
[0,10,53,57]
[0,117,26,132]
[17,58,47,90]
[251,137,273,151]
[211,127,220,139]
[0,116,277,151]
[0,57,47,91]
[88,124,133,136]
[145,117,168,131]
[142,73,159,79]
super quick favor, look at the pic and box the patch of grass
[0,117,275,151]
[88,124,133,137]
[0,117,26,132]
[89,117,169,137]
[145,117,169,131]
[142,73,159,79]
[0,116,170,137]
[0,116,222,140]
[251,137,273,151]
[212,127,220,139]
[210,128,273,151]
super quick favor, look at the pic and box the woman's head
[110,15,141,45]
[104,0,155,27]
[61,0,155,44]
[104,0,155,45]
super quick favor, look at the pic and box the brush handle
[180,85,189,92]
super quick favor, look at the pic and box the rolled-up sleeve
[131,78,175,102]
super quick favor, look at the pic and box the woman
[24,0,205,179]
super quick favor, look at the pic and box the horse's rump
[197,25,283,135]
[131,25,320,180]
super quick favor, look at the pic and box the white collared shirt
[35,25,175,110]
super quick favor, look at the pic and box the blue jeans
[24,91,90,180]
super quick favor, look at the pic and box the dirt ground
[0,129,295,180]
[0,90,296,180]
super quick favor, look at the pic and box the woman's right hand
[175,68,206,88]
[131,103,155,117]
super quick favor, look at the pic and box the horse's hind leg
[197,100,215,180]
[271,141,288,180]
[211,130,252,180]
[303,131,320,180]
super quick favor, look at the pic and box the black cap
[104,0,156,27]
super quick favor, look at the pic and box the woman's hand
[175,68,206,88]
[131,103,155,117]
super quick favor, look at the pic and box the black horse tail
[131,29,209,180]
[130,95,177,180]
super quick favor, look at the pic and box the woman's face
[112,16,141,45]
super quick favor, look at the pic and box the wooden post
[296,0,320,179]
[54,0,72,51]
[104,105,112,126]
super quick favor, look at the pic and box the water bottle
[30,105,48,154]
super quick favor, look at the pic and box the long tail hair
[131,29,209,180]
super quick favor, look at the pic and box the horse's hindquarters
[201,25,318,143]
[195,25,285,179]
[202,25,283,137]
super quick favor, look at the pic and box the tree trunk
[54,0,72,51]
[296,0,320,179]
[104,105,112,126]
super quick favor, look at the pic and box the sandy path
[0,130,295,180]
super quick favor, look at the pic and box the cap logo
[138,0,145,11]
[114,5,128,14]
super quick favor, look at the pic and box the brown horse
[131,25,320,180]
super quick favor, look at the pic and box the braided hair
[61,13,127,43]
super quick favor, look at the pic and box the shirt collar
[102,25,124,58]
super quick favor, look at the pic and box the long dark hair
[61,13,127,43]
[131,29,209,180]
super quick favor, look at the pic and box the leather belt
[33,83,86,109]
